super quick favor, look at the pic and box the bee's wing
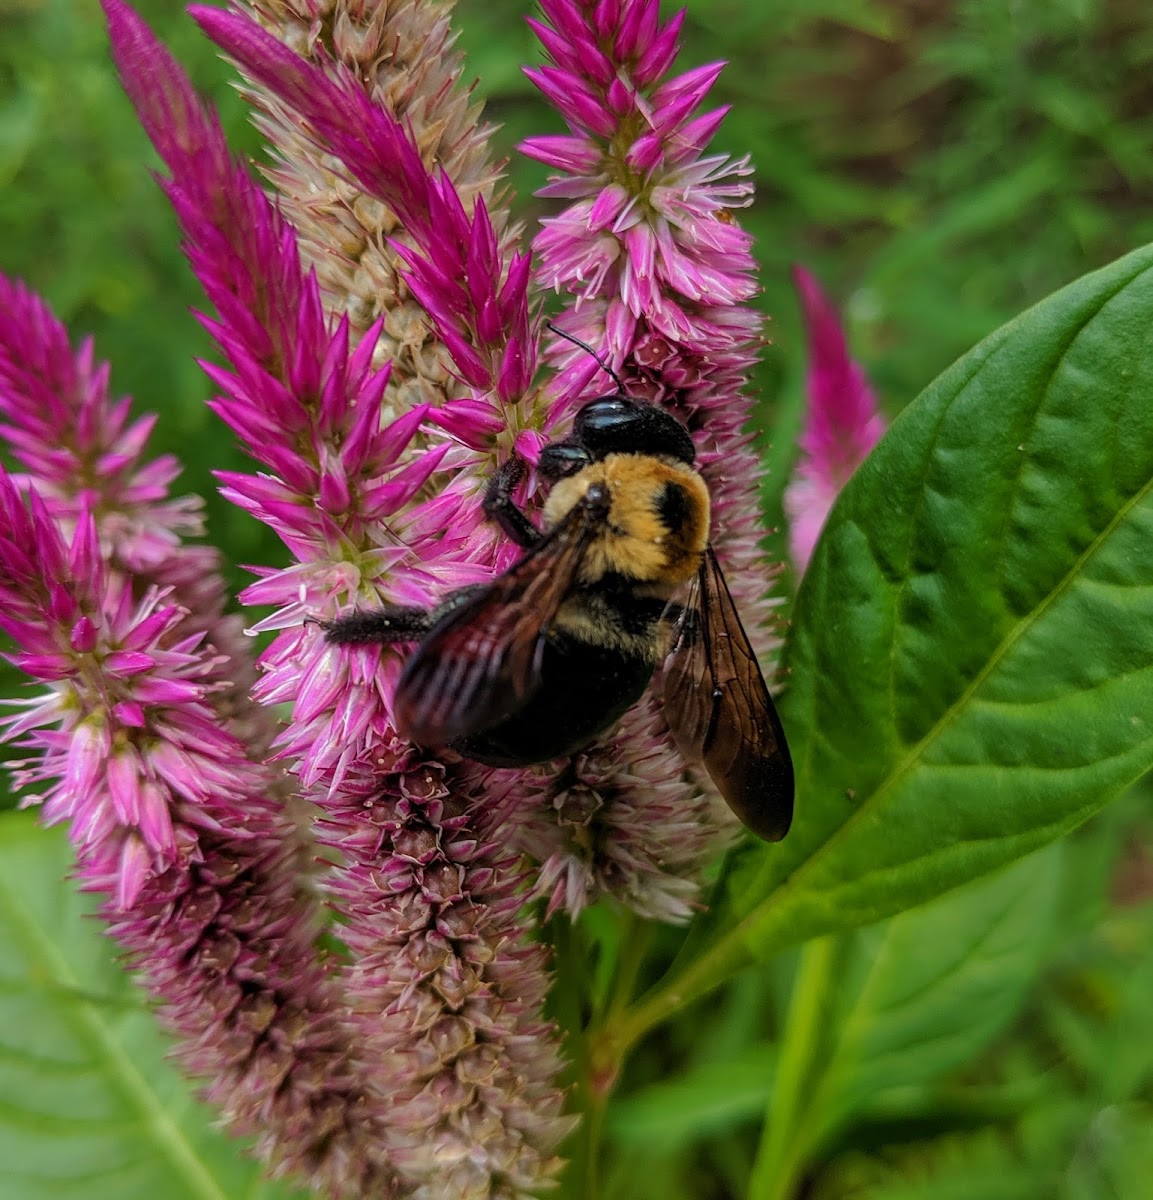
[394,498,601,747]
[661,546,794,841]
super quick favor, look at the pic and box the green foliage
[617,244,1153,1037]
[0,814,302,1200]
[764,242,1153,931]
[749,848,1062,1199]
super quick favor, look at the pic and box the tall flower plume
[105,1,572,1194]
[784,265,886,575]
[241,0,514,407]
[507,0,780,918]
[0,294,402,1192]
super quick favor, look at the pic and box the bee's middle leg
[484,455,542,549]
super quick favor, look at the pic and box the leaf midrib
[0,863,232,1200]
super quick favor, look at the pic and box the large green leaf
[618,243,1153,1044]
[817,845,1061,1128]
[747,240,1153,940]
[749,848,1061,1198]
[0,813,299,1200]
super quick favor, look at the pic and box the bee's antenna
[545,320,627,394]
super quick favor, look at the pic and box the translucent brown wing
[662,546,794,842]
[394,496,603,747]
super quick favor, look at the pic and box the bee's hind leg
[316,606,434,646]
[484,455,542,549]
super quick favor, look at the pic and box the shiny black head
[537,396,697,480]
[573,395,697,464]
[542,322,696,472]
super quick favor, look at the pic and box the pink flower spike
[101,8,572,1195]
[784,266,887,575]
[518,0,785,918]
[193,5,533,404]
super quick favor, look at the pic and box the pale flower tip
[783,475,834,578]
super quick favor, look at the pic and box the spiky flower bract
[243,0,514,398]
[784,265,886,574]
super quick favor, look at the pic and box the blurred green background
[4,2,1153,1198]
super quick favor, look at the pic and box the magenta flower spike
[784,266,886,574]
[0,275,201,565]
[0,273,274,753]
[101,2,572,1193]
[0,458,405,1193]
[192,5,537,419]
[234,0,510,369]
[511,0,783,917]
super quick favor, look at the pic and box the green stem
[549,919,594,1200]
[747,936,838,1200]
[551,915,634,1200]
[581,1086,608,1200]
[596,922,753,1065]
[603,914,654,1022]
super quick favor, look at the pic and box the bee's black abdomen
[454,632,654,766]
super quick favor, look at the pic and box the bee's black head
[570,395,696,465]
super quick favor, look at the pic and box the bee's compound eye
[538,443,592,480]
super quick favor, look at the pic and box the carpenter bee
[322,341,793,842]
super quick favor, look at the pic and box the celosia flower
[0,273,274,747]
[3,0,793,1191]
[0,463,402,1194]
[784,265,886,574]
[104,1,572,1193]
[0,276,202,566]
[243,0,514,383]
[508,0,781,916]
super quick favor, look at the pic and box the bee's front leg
[317,606,434,646]
[483,455,542,549]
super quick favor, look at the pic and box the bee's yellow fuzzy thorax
[543,453,710,588]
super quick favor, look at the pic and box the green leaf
[749,849,1060,1199]
[0,813,301,1200]
[607,1044,777,1149]
[614,242,1153,1051]
[817,846,1061,1129]
[748,240,1153,944]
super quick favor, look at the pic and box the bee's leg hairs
[315,606,435,645]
